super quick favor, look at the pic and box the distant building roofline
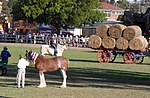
[100,2,124,11]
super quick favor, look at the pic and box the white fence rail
[0,34,89,47]
[0,34,47,44]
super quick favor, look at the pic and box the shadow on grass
[69,59,133,65]
[0,96,12,98]
[1,62,150,91]
[69,59,98,63]
[68,67,150,87]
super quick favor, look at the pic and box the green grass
[0,44,150,98]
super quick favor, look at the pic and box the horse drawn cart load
[88,24,148,64]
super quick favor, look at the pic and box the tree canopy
[1,0,12,16]
[11,0,106,31]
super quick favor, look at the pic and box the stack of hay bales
[123,26,142,40]
[96,24,111,38]
[102,36,116,49]
[88,35,102,48]
[128,36,147,50]
[88,24,148,50]
[109,24,127,39]
[116,37,128,50]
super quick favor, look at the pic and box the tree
[11,0,27,21]
[110,0,115,4]
[117,0,130,10]
[2,0,11,17]
[12,0,105,34]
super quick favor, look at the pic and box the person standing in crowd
[50,36,57,54]
[66,34,70,46]
[16,55,29,88]
[0,46,11,64]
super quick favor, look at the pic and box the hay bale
[102,36,116,49]
[129,36,148,50]
[123,25,142,40]
[88,35,102,48]
[116,37,128,50]
[96,24,111,38]
[108,24,127,39]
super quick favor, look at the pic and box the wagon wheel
[135,52,144,64]
[123,52,135,64]
[110,50,117,63]
[96,50,110,63]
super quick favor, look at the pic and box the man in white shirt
[17,55,29,88]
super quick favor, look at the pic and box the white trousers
[17,68,26,88]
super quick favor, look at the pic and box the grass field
[0,44,150,98]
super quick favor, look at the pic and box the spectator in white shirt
[16,55,29,88]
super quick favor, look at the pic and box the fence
[0,34,89,47]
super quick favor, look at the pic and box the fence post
[34,35,36,44]
[26,35,28,43]
[15,35,18,43]
[4,33,6,42]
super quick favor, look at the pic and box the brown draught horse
[26,50,69,88]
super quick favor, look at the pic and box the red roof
[101,2,124,10]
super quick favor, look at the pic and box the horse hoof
[37,85,46,88]
[60,85,66,88]
[37,86,43,88]
[43,85,46,87]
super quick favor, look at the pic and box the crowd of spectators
[44,33,90,48]
[0,32,90,48]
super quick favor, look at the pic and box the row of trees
[1,0,150,34]
[10,0,106,34]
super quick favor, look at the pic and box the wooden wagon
[96,46,146,64]
[88,24,148,64]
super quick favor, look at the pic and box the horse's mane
[39,54,44,58]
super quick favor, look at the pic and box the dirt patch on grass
[0,42,94,51]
